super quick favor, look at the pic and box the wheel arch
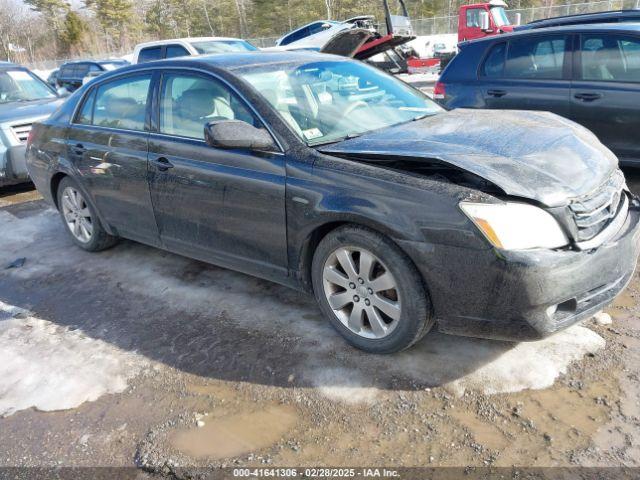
[50,171,68,209]
[49,171,117,237]
[295,216,430,300]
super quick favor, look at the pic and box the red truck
[457,0,515,42]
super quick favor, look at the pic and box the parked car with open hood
[26,52,640,353]
[0,62,62,187]
[436,23,640,166]
[132,37,259,64]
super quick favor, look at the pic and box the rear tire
[56,176,118,252]
[311,225,433,353]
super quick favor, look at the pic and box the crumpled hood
[0,98,63,124]
[319,109,618,207]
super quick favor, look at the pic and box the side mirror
[204,120,277,151]
[479,11,491,31]
[57,87,70,97]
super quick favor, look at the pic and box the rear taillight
[433,82,446,100]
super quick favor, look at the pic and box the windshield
[239,60,442,145]
[190,40,258,54]
[0,69,56,104]
[491,7,510,27]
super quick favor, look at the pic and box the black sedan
[26,52,640,353]
[436,23,640,166]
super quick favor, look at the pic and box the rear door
[478,33,572,117]
[570,32,640,163]
[66,73,160,245]
[147,70,288,279]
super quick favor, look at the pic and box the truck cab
[458,0,514,42]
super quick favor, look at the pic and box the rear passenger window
[76,89,96,125]
[166,45,190,59]
[581,34,640,82]
[92,75,151,131]
[74,63,90,78]
[481,43,506,77]
[505,35,567,79]
[138,47,162,63]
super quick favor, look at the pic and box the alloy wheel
[322,247,401,339]
[61,186,93,243]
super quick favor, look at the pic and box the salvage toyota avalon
[26,52,640,353]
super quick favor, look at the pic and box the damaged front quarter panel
[319,108,619,208]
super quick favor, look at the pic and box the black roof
[60,59,128,66]
[95,50,345,80]
[463,21,640,46]
[519,9,640,30]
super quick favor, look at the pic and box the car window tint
[160,73,257,139]
[76,63,90,77]
[138,46,162,63]
[93,75,151,130]
[466,8,482,28]
[165,45,190,59]
[60,65,73,77]
[281,26,310,46]
[505,35,566,79]
[308,22,330,35]
[76,89,96,125]
[88,64,102,73]
[481,42,506,77]
[581,34,640,82]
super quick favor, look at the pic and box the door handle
[72,143,86,155]
[150,156,174,171]
[574,92,602,102]
[487,89,507,98]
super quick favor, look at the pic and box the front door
[571,32,640,164]
[66,73,160,245]
[147,71,288,279]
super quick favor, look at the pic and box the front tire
[56,176,118,252]
[312,225,433,353]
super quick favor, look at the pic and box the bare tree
[324,0,337,19]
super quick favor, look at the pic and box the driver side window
[159,73,257,139]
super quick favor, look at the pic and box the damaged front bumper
[399,196,640,341]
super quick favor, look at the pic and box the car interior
[582,35,640,81]
[161,76,256,138]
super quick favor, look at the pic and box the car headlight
[460,201,569,250]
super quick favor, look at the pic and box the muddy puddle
[169,405,298,459]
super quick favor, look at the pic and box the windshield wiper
[310,132,362,147]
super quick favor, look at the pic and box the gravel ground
[0,171,639,478]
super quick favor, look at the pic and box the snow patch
[395,326,605,395]
[307,367,379,404]
[0,301,146,417]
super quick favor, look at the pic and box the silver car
[0,62,62,187]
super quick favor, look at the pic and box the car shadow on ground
[0,200,522,394]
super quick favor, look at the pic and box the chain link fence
[24,0,640,70]
[410,0,640,36]
[25,51,132,74]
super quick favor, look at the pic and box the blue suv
[436,23,640,166]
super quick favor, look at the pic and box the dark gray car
[0,62,62,187]
[437,23,640,165]
[26,52,640,353]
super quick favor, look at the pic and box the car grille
[569,170,626,242]
[10,122,33,144]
